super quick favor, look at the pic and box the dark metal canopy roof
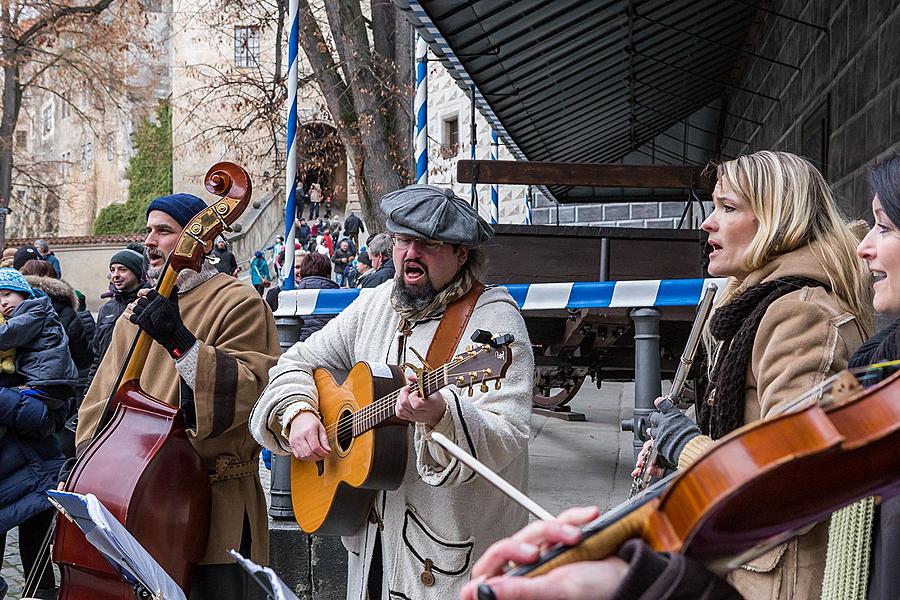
[398,0,770,203]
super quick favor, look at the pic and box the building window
[107,133,114,160]
[42,103,53,137]
[16,189,25,204]
[60,93,70,120]
[15,130,26,147]
[80,142,92,172]
[441,116,459,157]
[234,26,259,68]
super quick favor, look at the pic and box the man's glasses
[391,235,445,253]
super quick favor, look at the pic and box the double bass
[52,163,252,600]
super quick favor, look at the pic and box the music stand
[46,490,187,600]
[228,550,300,600]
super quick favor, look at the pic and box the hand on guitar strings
[288,410,331,461]
[460,506,629,600]
[395,373,447,428]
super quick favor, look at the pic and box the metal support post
[269,314,303,520]
[623,308,662,463]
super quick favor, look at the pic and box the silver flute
[629,282,718,497]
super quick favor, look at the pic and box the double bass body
[54,382,211,599]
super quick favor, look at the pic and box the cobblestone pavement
[1,527,23,599]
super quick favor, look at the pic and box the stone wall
[719,0,900,219]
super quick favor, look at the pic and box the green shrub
[94,99,172,234]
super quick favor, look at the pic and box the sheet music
[48,490,187,600]
[229,550,300,600]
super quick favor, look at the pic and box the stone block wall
[719,0,900,219]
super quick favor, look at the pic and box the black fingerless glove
[129,289,196,359]
[648,398,701,468]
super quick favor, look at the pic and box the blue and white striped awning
[274,278,727,317]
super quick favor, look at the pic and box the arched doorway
[297,122,348,222]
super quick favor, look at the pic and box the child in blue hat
[0,267,78,598]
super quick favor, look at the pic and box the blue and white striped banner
[274,278,726,317]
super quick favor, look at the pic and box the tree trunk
[0,33,21,249]
[324,0,403,228]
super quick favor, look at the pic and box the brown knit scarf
[697,276,828,439]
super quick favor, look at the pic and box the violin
[509,365,900,578]
[52,163,252,600]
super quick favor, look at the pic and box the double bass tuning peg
[467,386,474,397]
[480,382,489,393]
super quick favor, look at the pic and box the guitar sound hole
[336,410,353,452]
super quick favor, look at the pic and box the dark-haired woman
[821,154,900,600]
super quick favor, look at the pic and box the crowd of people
[0,149,897,600]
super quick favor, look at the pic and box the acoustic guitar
[291,336,514,535]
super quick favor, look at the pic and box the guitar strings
[325,358,463,438]
[324,354,476,439]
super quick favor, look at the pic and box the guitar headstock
[445,336,514,396]
[169,162,252,273]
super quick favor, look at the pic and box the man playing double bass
[76,193,280,600]
[250,185,536,599]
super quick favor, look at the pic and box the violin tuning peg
[494,380,501,390]
[480,382,489,393]
[467,385,474,397]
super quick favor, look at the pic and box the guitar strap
[425,281,486,367]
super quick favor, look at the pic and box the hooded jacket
[0,294,78,387]
[26,276,93,371]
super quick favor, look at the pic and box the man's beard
[391,271,436,311]
[146,249,165,283]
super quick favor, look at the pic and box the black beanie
[110,248,144,279]
[13,245,40,271]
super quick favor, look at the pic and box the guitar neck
[353,365,449,436]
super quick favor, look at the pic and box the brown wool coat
[678,244,868,600]
[76,273,280,565]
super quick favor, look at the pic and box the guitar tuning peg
[480,382,489,393]
[494,380,501,390]
[467,385,474,397]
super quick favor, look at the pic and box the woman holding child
[0,268,78,599]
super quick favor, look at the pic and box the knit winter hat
[13,245,40,271]
[146,193,208,228]
[0,267,34,298]
[254,250,264,258]
[110,248,145,279]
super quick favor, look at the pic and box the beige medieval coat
[250,281,534,600]
[76,272,280,565]
[678,243,868,600]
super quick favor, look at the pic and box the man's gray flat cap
[380,185,494,247]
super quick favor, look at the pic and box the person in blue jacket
[249,250,270,296]
[0,267,78,599]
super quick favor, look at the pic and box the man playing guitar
[251,185,535,599]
